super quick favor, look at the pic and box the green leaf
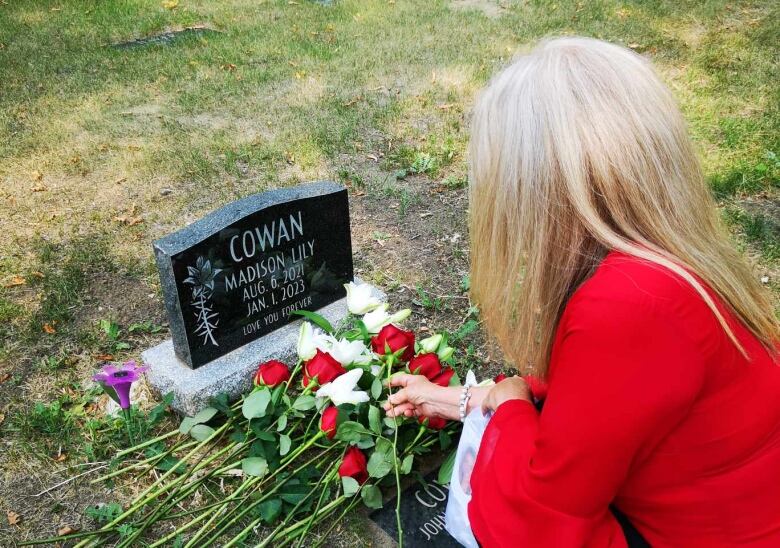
[370,377,382,400]
[292,395,316,411]
[367,438,394,479]
[401,454,414,475]
[254,430,276,442]
[341,476,360,497]
[383,417,398,430]
[243,389,271,419]
[279,434,292,456]
[192,406,218,424]
[368,406,382,435]
[356,320,369,340]
[437,449,457,485]
[448,371,461,387]
[229,429,247,444]
[242,457,269,478]
[156,455,186,474]
[279,480,310,504]
[179,416,195,435]
[438,430,451,451]
[291,309,334,333]
[209,393,233,416]
[190,424,215,441]
[336,421,371,442]
[361,485,383,509]
[356,435,376,449]
[276,414,288,432]
[258,498,282,524]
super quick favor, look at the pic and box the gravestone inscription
[154,181,353,369]
[371,472,459,547]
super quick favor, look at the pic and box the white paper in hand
[445,408,491,547]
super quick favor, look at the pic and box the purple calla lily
[94,360,148,410]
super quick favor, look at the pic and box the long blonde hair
[468,37,778,375]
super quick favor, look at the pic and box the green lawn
[0,0,777,543]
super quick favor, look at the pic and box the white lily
[297,322,330,361]
[362,304,390,333]
[315,368,370,406]
[370,364,382,377]
[344,282,382,315]
[327,337,372,367]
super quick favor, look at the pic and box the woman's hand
[481,376,532,413]
[383,373,490,421]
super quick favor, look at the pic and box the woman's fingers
[388,373,415,388]
[386,403,415,418]
[385,388,408,406]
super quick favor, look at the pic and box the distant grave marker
[112,25,217,49]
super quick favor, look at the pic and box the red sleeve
[468,293,707,547]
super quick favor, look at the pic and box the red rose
[303,350,346,388]
[338,446,368,484]
[524,375,548,401]
[431,367,455,387]
[254,360,291,387]
[371,324,415,362]
[418,415,447,430]
[320,406,338,440]
[494,373,507,383]
[409,353,442,380]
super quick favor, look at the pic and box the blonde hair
[468,37,778,375]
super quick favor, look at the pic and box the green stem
[253,471,340,548]
[311,489,364,548]
[122,408,134,446]
[200,444,337,548]
[387,354,404,548]
[74,420,232,548]
[17,527,117,546]
[114,429,178,458]
[182,476,261,548]
[159,494,254,521]
[116,440,239,548]
[147,506,213,548]
[267,496,346,546]
[92,440,198,484]
[293,468,337,548]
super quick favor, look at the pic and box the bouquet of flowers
[57,282,462,548]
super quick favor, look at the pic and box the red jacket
[469,251,780,546]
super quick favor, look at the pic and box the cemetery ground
[0,0,777,544]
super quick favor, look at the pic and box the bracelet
[459,385,473,422]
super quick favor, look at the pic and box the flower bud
[418,334,442,354]
[320,406,339,439]
[437,346,454,361]
[389,308,411,324]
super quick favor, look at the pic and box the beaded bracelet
[459,383,474,422]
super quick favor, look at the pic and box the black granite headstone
[371,473,460,547]
[153,181,353,369]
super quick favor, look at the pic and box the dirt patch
[72,272,164,331]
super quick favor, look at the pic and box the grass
[0,0,777,543]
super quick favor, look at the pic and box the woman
[384,37,780,546]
